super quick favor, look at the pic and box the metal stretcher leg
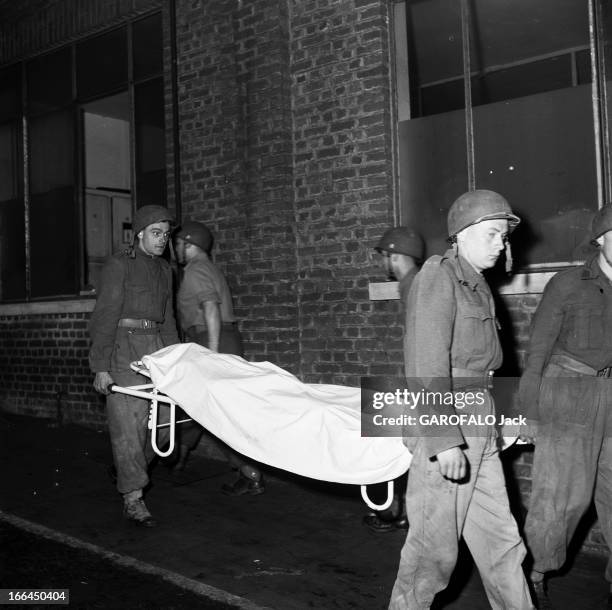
[110,384,191,459]
[147,391,176,458]
[361,481,394,511]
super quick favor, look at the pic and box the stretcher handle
[108,384,178,458]
[360,481,394,511]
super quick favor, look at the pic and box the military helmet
[175,220,213,252]
[447,190,520,237]
[375,226,425,261]
[133,205,174,235]
[591,203,612,242]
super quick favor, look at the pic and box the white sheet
[142,342,413,485]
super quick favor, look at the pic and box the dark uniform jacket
[518,254,612,420]
[89,247,179,373]
[404,249,502,458]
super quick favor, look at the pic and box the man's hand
[93,371,115,395]
[519,419,538,444]
[435,446,467,481]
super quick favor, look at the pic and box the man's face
[183,241,199,262]
[597,230,612,267]
[380,251,396,280]
[458,218,508,272]
[138,221,171,257]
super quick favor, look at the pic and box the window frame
[0,9,168,303]
[393,0,611,274]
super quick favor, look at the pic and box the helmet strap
[127,231,137,258]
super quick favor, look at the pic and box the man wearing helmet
[174,220,264,496]
[89,205,180,527]
[518,203,612,608]
[375,226,425,305]
[363,226,424,533]
[389,190,533,609]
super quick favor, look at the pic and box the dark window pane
[135,78,166,207]
[474,88,597,265]
[133,13,163,80]
[575,49,592,85]
[474,55,573,106]
[76,27,128,100]
[398,113,468,258]
[399,0,596,266]
[27,47,72,114]
[82,92,132,291]
[420,79,464,116]
[83,92,131,191]
[471,0,594,266]
[471,0,588,67]
[0,64,21,121]
[407,0,464,118]
[399,0,467,256]
[0,121,26,300]
[29,111,79,297]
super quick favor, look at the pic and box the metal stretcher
[111,362,187,458]
[110,343,522,512]
[109,344,413,511]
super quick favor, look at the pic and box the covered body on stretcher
[111,342,519,510]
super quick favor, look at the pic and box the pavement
[0,518,239,609]
[1,410,610,609]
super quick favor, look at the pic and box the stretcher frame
[110,361,394,511]
[110,362,191,459]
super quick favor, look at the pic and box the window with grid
[0,11,166,301]
[394,0,612,269]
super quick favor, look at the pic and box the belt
[549,354,611,378]
[451,367,495,389]
[117,318,161,330]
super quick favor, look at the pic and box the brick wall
[0,312,105,426]
[175,0,300,370]
[292,0,400,384]
[173,0,402,382]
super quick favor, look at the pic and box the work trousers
[389,408,532,609]
[524,364,612,580]
[106,327,170,495]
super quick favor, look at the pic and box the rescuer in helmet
[174,220,264,496]
[375,226,425,303]
[363,226,424,533]
[446,188,519,273]
[89,205,180,527]
[518,203,612,608]
[389,190,532,609]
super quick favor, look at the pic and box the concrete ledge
[0,299,96,316]
[496,271,557,295]
[368,281,400,300]
[369,270,565,300]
